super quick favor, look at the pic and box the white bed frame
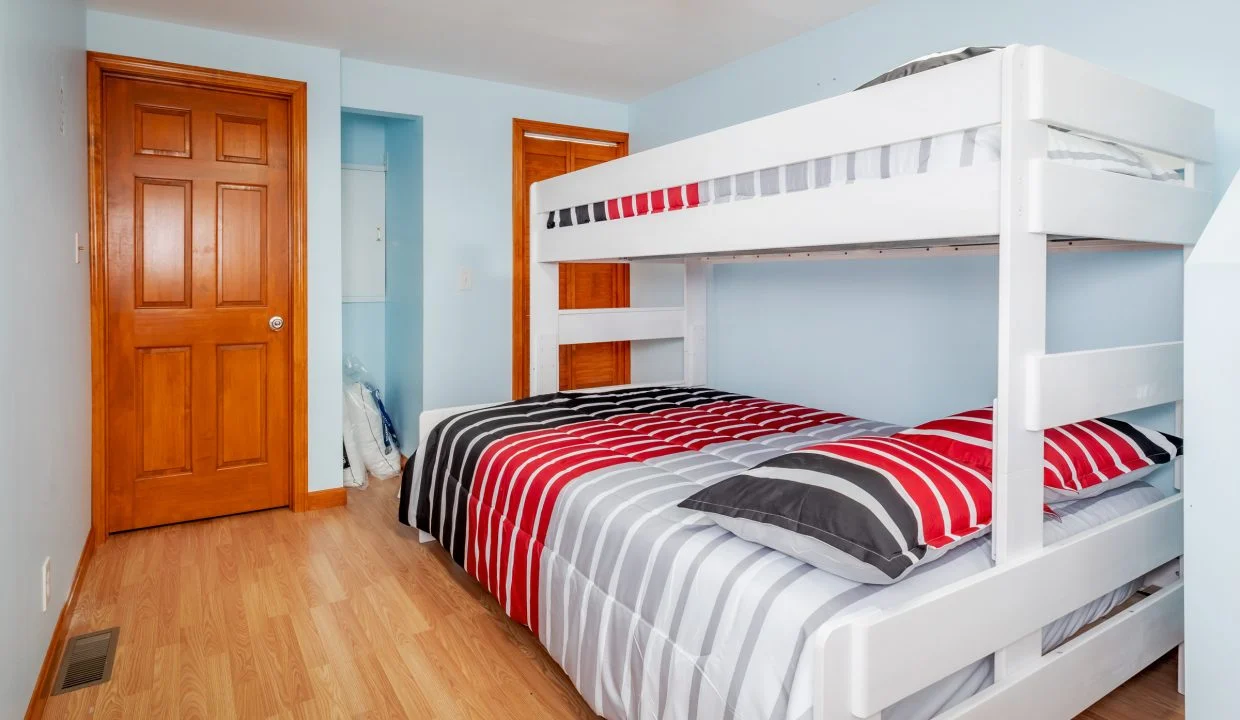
[421,45,1213,719]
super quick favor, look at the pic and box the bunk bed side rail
[536,166,999,263]
[1028,45,1214,163]
[532,52,1003,215]
[1030,161,1213,245]
[1026,341,1183,430]
[558,306,685,345]
[815,494,1183,719]
[936,580,1183,719]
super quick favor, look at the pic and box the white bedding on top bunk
[708,126,1182,206]
[796,125,1183,189]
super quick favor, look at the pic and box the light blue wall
[340,111,423,450]
[341,58,629,410]
[341,112,388,167]
[1,0,89,713]
[341,112,389,396]
[87,10,346,491]
[384,117,425,452]
[709,252,1182,426]
[341,301,386,393]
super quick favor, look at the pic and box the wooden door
[101,74,293,532]
[513,120,629,398]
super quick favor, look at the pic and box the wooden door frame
[511,118,629,399]
[87,52,310,546]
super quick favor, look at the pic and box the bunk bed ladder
[529,201,708,394]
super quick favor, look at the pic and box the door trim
[87,52,310,545]
[511,118,629,399]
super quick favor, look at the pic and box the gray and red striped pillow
[894,407,1182,502]
[680,407,1179,585]
[680,435,1000,584]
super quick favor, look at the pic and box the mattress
[543,126,1182,231]
[398,386,1164,720]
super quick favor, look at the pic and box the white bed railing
[1026,341,1183,430]
[815,497,1184,719]
[532,45,1213,263]
[535,51,1004,216]
[521,44,1208,719]
[1030,161,1211,244]
[1027,46,1212,161]
[557,306,685,345]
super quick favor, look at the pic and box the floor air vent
[52,627,119,695]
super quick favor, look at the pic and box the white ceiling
[86,0,876,101]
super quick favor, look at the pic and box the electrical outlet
[42,557,51,613]
[459,267,472,291]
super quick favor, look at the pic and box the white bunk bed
[413,45,1212,719]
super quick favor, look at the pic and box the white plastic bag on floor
[342,356,401,485]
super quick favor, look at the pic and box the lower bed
[398,386,1164,720]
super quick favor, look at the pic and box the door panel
[103,75,292,532]
[134,105,191,157]
[217,184,267,305]
[135,346,192,477]
[216,343,268,467]
[515,127,629,395]
[134,178,192,307]
[217,115,268,164]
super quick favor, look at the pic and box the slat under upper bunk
[532,45,1214,264]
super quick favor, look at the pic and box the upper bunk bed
[529,45,1214,264]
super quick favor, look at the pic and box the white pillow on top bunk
[894,407,1182,502]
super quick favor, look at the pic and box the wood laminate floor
[41,473,1183,719]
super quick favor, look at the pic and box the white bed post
[683,259,708,386]
[529,186,560,395]
[1176,158,1207,695]
[992,44,1049,683]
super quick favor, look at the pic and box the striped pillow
[895,408,1182,502]
[680,436,1002,584]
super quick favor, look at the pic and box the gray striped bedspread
[398,386,1158,719]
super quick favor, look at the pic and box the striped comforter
[398,386,1152,720]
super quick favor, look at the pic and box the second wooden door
[514,122,629,396]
